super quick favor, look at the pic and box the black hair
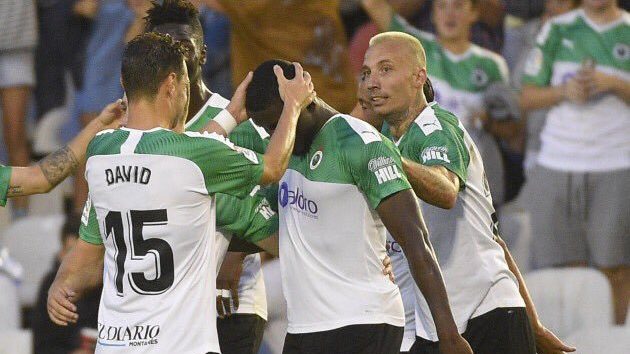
[246,59,295,115]
[61,214,81,243]
[144,0,204,42]
[121,32,186,101]
[423,77,435,102]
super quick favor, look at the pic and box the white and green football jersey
[522,9,630,172]
[278,114,410,333]
[390,14,510,204]
[0,165,10,207]
[187,93,272,320]
[383,103,524,341]
[80,127,263,354]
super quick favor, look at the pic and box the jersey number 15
[105,209,174,296]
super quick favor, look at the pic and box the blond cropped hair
[369,31,427,69]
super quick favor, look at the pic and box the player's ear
[164,73,177,98]
[413,67,427,90]
[199,44,207,66]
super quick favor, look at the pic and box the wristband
[213,110,238,134]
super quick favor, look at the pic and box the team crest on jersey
[471,67,489,87]
[421,146,451,164]
[309,150,323,170]
[613,43,629,61]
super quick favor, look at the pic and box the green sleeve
[346,137,412,209]
[522,22,560,86]
[409,128,470,189]
[192,133,265,199]
[0,165,11,207]
[79,196,103,245]
[216,193,279,243]
[228,120,270,154]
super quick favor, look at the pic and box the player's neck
[583,5,622,24]
[312,99,340,134]
[439,36,472,55]
[386,99,428,141]
[187,79,212,122]
[126,100,179,132]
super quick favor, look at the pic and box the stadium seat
[498,203,533,272]
[564,326,630,353]
[0,214,64,307]
[0,329,32,354]
[0,273,20,330]
[524,267,614,339]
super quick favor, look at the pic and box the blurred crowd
[0,0,628,353]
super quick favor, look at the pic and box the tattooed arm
[4,100,126,199]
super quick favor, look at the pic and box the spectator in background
[519,0,629,325]
[71,0,150,213]
[35,0,93,136]
[502,0,546,70]
[32,215,101,354]
[510,0,581,174]
[197,6,233,98]
[362,0,521,206]
[199,0,358,113]
[0,0,37,218]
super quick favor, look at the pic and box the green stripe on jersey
[291,114,411,209]
[383,103,470,188]
[0,165,11,207]
[390,14,508,93]
[522,9,630,86]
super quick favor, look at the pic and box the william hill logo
[97,323,160,347]
[368,157,402,185]
[421,146,450,164]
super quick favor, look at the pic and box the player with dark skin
[247,59,472,354]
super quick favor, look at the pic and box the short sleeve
[346,138,411,209]
[409,128,470,189]
[79,196,103,245]
[189,132,265,198]
[228,120,270,154]
[216,193,279,243]
[0,165,11,207]
[521,22,560,87]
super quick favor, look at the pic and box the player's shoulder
[87,128,129,157]
[326,114,383,146]
[231,119,270,141]
[185,93,231,131]
[412,103,463,138]
[537,9,583,43]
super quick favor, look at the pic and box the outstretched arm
[495,236,576,354]
[378,190,472,354]
[361,0,395,31]
[48,239,104,326]
[6,100,126,198]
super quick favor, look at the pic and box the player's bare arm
[361,0,395,31]
[260,63,316,185]
[7,100,126,198]
[377,189,473,354]
[402,158,460,209]
[48,239,105,326]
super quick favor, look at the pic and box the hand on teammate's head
[273,62,316,111]
[96,99,128,130]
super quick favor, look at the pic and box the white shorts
[0,49,35,88]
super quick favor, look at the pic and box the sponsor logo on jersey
[524,48,543,76]
[81,196,92,226]
[421,146,451,164]
[97,322,160,347]
[471,67,489,87]
[278,182,319,219]
[613,43,629,61]
[256,199,276,220]
[368,156,402,185]
[309,150,323,170]
[234,146,259,164]
[386,240,403,255]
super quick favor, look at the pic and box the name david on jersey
[105,165,152,186]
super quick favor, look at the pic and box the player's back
[82,127,263,354]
